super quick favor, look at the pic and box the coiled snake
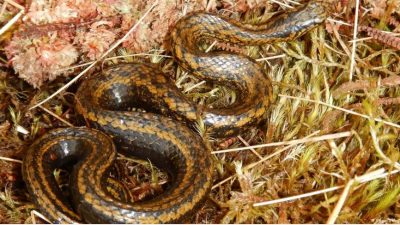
[22,2,326,223]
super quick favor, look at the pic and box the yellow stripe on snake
[22,2,326,223]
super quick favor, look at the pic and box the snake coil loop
[22,2,326,223]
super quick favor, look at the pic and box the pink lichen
[5,0,268,88]
[6,37,79,88]
[76,21,118,60]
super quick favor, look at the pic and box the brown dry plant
[1,0,400,224]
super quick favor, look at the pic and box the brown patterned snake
[22,2,327,223]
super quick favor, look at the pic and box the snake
[22,1,327,224]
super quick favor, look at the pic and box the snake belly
[22,1,326,224]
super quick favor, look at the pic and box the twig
[348,37,373,43]
[0,2,8,19]
[322,97,400,133]
[30,210,52,224]
[279,94,400,129]
[212,131,351,154]
[348,0,360,82]
[183,81,206,93]
[253,185,344,207]
[15,124,29,134]
[4,0,24,11]
[253,168,400,207]
[328,20,352,57]
[105,53,172,61]
[28,1,159,110]
[0,10,24,36]
[237,135,263,160]
[326,179,355,224]
[326,18,352,26]
[0,156,22,163]
[38,105,74,127]
[56,61,93,71]
[270,0,294,9]
[56,52,172,73]
[285,0,301,5]
[256,54,286,62]
[205,40,218,53]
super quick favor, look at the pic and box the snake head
[279,1,328,40]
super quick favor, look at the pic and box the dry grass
[1,0,400,224]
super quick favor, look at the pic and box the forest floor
[1,0,400,223]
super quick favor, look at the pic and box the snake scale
[22,1,326,223]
